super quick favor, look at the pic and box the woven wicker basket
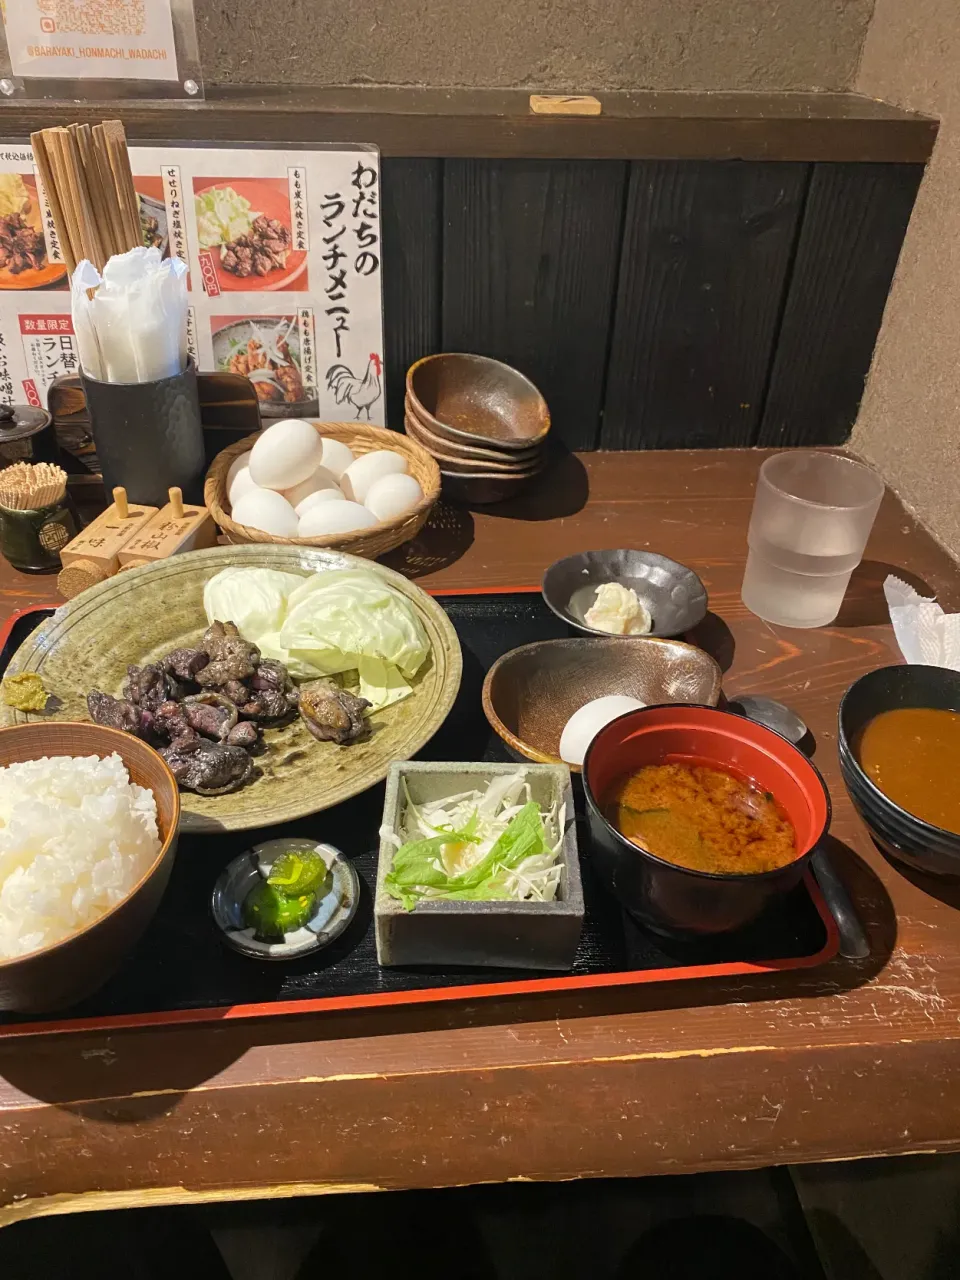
[205,422,441,559]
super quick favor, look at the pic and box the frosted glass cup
[741,452,884,628]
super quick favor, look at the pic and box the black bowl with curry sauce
[839,664,960,878]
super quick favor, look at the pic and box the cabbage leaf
[203,568,306,641]
[384,801,556,910]
[203,567,430,709]
[195,186,258,250]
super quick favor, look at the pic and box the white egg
[228,463,259,505]
[226,451,252,496]
[295,488,345,517]
[281,465,340,509]
[319,437,356,480]
[249,419,323,490]
[558,695,647,768]
[364,472,424,522]
[231,489,299,538]
[298,501,378,538]
[341,450,407,504]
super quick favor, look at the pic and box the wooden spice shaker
[57,486,157,598]
[118,487,217,569]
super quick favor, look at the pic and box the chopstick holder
[81,357,205,506]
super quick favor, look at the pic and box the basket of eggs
[205,420,441,559]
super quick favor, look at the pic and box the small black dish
[839,664,960,879]
[212,839,360,959]
[542,549,708,639]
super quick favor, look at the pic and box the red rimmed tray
[0,592,839,1039]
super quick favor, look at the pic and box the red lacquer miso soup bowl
[582,705,830,938]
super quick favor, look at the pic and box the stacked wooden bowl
[405,354,551,504]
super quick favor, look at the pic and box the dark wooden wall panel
[442,160,627,450]
[600,161,808,449]
[381,158,442,430]
[381,157,921,451]
[756,162,924,447]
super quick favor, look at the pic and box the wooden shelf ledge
[0,86,938,162]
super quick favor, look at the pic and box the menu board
[0,143,385,425]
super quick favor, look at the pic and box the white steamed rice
[0,752,161,960]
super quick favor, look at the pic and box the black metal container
[0,404,60,469]
[839,664,960,878]
[81,358,204,506]
[582,704,829,938]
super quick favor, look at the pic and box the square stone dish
[375,761,583,970]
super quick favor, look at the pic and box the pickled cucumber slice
[243,882,316,938]
[266,848,329,895]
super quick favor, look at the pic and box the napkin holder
[81,357,205,507]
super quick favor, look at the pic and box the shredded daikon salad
[381,770,565,911]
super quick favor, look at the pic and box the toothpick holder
[81,358,205,507]
[0,498,78,572]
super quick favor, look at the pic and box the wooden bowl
[482,637,722,772]
[407,353,551,452]
[406,416,544,476]
[0,722,180,1012]
[404,396,542,467]
[205,422,441,560]
[440,465,544,505]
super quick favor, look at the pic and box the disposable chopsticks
[103,120,142,251]
[45,130,84,267]
[72,124,117,263]
[62,126,106,271]
[30,119,142,278]
[29,130,76,275]
[90,124,127,258]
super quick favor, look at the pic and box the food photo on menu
[0,173,66,291]
[211,314,319,417]
[0,141,385,426]
[134,177,171,258]
[193,177,308,295]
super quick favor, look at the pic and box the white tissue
[71,247,188,383]
[69,260,104,380]
[884,575,960,670]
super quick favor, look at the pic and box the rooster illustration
[325,353,383,420]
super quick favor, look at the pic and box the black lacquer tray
[0,590,837,1037]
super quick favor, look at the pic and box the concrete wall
[195,0,873,91]
[852,0,960,552]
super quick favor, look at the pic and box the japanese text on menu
[0,144,385,425]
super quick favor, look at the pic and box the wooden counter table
[2,448,960,1226]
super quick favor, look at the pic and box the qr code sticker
[36,0,147,37]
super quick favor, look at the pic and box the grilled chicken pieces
[87,619,369,795]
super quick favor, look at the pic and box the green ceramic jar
[0,498,77,572]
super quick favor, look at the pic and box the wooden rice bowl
[0,721,180,1012]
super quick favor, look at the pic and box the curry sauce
[858,706,960,833]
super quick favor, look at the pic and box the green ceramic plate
[0,546,463,833]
